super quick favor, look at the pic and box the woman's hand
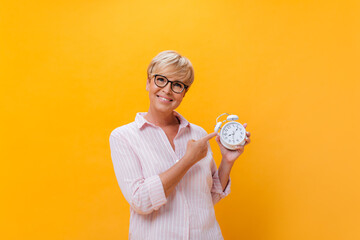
[216,123,251,164]
[184,132,218,165]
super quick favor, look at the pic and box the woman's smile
[157,94,173,103]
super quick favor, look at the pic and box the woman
[109,50,251,239]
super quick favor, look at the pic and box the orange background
[1,0,359,239]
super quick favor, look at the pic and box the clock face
[220,122,246,146]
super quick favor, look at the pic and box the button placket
[157,127,179,163]
[173,127,187,163]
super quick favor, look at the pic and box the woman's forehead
[155,66,184,81]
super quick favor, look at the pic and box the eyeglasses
[153,74,189,94]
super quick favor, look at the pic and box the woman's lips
[157,95,173,102]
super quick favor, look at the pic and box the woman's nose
[162,82,172,94]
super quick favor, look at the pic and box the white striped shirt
[109,111,231,240]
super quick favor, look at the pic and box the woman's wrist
[180,154,197,169]
[221,156,236,166]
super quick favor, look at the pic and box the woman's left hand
[215,123,251,164]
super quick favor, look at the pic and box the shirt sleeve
[109,133,167,214]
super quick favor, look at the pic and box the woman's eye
[157,77,165,82]
[173,82,183,88]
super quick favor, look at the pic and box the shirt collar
[135,111,190,130]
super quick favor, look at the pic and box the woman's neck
[144,108,179,127]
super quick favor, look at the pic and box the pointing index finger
[201,132,218,142]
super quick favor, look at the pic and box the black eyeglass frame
[153,74,189,94]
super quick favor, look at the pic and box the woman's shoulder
[109,121,138,139]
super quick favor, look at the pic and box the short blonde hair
[147,50,194,86]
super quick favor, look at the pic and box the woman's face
[146,66,188,114]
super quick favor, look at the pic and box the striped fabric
[109,112,231,240]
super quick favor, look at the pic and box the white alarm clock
[214,113,247,150]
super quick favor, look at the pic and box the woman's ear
[146,79,150,91]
